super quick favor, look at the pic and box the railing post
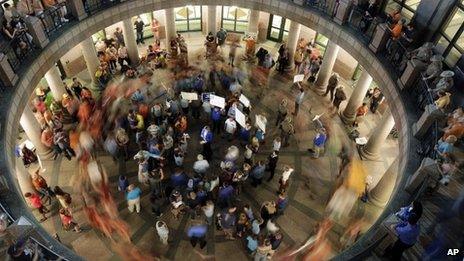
[412,104,444,139]
[368,23,389,53]
[24,16,49,49]
[0,53,18,87]
[334,0,353,25]
[398,60,421,90]
[67,0,88,21]
[405,157,439,194]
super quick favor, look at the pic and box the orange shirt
[391,24,403,40]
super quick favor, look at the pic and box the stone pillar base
[0,53,18,87]
[398,60,421,90]
[360,145,380,161]
[369,23,389,54]
[340,110,355,125]
[405,157,439,194]
[334,0,352,25]
[25,16,49,49]
[412,104,445,139]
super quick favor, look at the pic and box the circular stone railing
[0,0,420,259]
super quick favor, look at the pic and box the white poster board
[209,94,226,109]
[181,92,198,101]
[235,109,247,128]
[239,94,250,107]
[293,74,305,83]
[255,114,267,133]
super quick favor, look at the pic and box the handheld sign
[235,109,247,128]
[293,74,304,83]
[209,94,226,109]
[239,94,250,107]
[181,92,198,101]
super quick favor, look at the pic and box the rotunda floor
[21,33,398,260]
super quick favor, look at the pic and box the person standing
[310,128,327,159]
[156,221,169,245]
[224,117,237,141]
[255,238,273,261]
[275,99,288,127]
[134,16,145,44]
[276,193,289,216]
[31,169,53,206]
[202,200,215,225]
[324,73,339,101]
[220,207,237,240]
[200,125,213,161]
[250,161,266,187]
[278,166,294,194]
[280,117,295,147]
[59,208,81,233]
[211,107,222,134]
[24,192,49,222]
[54,186,72,212]
[384,213,420,260]
[333,86,347,110]
[187,222,208,249]
[126,184,142,214]
[266,151,279,182]
[293,85,305,116]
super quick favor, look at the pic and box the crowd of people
[17,21,367,258]
[13,2,464,260]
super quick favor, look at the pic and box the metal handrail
[0,201,67,260]
[38,2,69,36]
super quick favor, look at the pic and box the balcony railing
[0,0,445,259]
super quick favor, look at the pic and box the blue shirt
[395,222,420,245]
[201,127,213,143]
[126,187,142,200]
[212,108,221,121]
[246,236,258,251]
[118,177,129,191]
[187,224,208,238]
[218,185,234,199]
[171,172,188,188]
[313,133,327,147]
[277,198,289,210]
[437,141,453,154]
[250,165,266,179]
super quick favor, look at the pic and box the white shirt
[273,140,281,151]
[282,168,294,182]
[193,160,210,173]
[118,47,128,58]
[224,119,237,134]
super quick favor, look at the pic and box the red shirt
[29,194,42,209]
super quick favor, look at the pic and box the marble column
[361,109,395,160]
[314,40,340,94]
[122,18,140,66]
[15,160,35,194]
[20,106,52,158]
[44,65,66,101]
[341,70,373,124]
[286,20,301,70]
[164,8,177,48]
[369,159,398,207]
[207,5,217,35]
[247,9,260,34]
[79,38,99,85]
